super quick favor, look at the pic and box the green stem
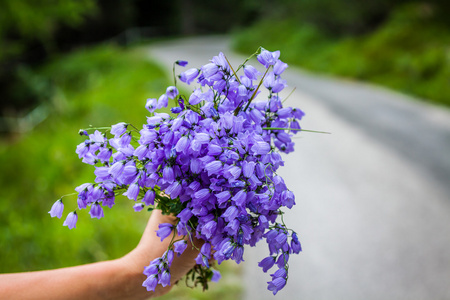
[262,127,331,134]
[172,62,177,86]
[235,46,262,73]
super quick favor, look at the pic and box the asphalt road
[148,36,450,300]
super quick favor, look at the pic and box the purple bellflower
[56,47,306,295]
[49,199,64,219]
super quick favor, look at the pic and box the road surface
[148,36,450,300]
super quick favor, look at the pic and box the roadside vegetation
[232,3,450,107]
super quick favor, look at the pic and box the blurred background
[0,0,449,299]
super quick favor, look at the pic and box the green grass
[0,43,242,300]
[0,45,169,272]
[232,4,450,107]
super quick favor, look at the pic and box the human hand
[119,209,202,298]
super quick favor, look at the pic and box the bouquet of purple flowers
[49,47,305,295]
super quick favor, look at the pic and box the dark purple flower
[232,189,247,209]
[258,256,276,272]
[177,208,193,223]
[176,60,188,67]
[143,189,155,206]
[171,106,183,114]
[173,240,188,256]
[232,246,244,263]
[291,232,302,254]
[216,190,231,205]
[156,223,173,241]
[190,158,202,174]
[292,108,305,119]
[193,188,210,202]
[221,205,239,222]
[89,202,104,219]
[242,161,256,178]
[290,119,301,134]
[267,277,286,295]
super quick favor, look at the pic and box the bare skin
[0,210,201,300]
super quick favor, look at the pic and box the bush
[232,3,450,107]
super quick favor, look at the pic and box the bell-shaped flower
[273,60,288,76]
[232,189,247,209]
[165,86,178,99]
[49,199,64,219]
[142,275,158,291]
[216,190,231,205]
[177,208,193,223]
[221,205,239,222]
[179,68,199,85]
[89,202,104,219]
[110,122,128,136]
[257,49,279,68]
[124,183,140,201]
[159,270,171,287]
[201,63,219,78]
[258,256,276,273]
[145,98,158,112]
[176,60,188,67]
[243,65,260,80]
[157,94,169,109]
[156,223,173,241]
[251,141,271,155]
[173,240,188,256]
[205,160,222,176]
[142,189,155,206]
[63,211,78,229]
[267,277,286,295]
[290,232,302,254]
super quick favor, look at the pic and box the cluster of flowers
[50,48,304,295]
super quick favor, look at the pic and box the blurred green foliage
[0,0,96,60]
[0,45,169,273]
[233,3,450,106]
